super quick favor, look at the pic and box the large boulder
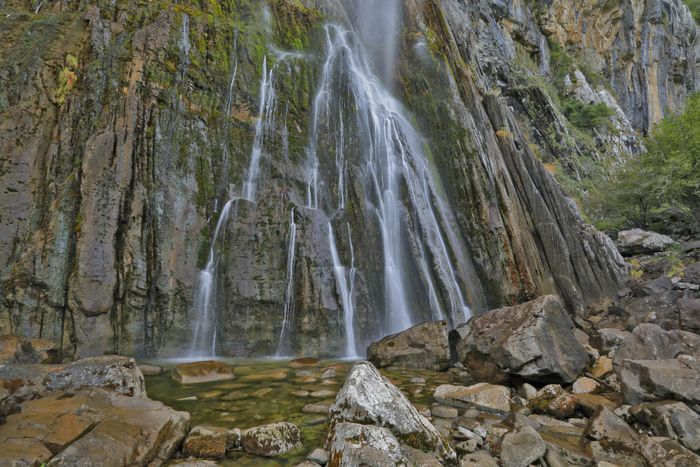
[585,406,646,466]
[367,321,450,371]
[613,324,700,404]
[328,361,455,462]
[631,401,700,451]
[617,229,677,255]
[0,389,189,466]
[452,295,588,384]
[171,361,235,384]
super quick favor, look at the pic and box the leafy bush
[587,93,700,231]
[562,99,615,131]
[686,0,700,22]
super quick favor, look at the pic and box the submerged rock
[367,321,451,371]
[328,361,455,462]
[240,422,301,457]
[183,425,230,459]
[453,295,588,384]
[171,361,235,384]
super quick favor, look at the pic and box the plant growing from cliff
[53,54,78,107]
[562,98,615,131]
[686,0,700,22]
[588,93,700,231]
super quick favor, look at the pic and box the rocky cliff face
[0,0,697,358]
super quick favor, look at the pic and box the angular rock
[240,422,301,457]
[569,393,618,417]
[327,422,404,466]
[637,435,700,467]
[43,356,145,397]
[631,401,700,451]
[400,445,442,466]
[593,328,632,353]
[684,262,700,284]
[500,426,546,467]
[591,356,613,378]
[452,295,588,384]
[183,425,229,459]
[171,361,234,384]
[585,405,642,465]
[434,383,511,414]
[572,377,599,394]
[367,321,450,371]
[677,298,700,333]
[619,358,700,405]
[617,229,677,255]
[329,361,455,462]
[613,324,700,367]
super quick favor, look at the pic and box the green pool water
[144,359,453,466]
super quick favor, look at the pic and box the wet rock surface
[172,361,235,384]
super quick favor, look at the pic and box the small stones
[222,390,246,401]
[251,388,273,398]
[519,383,537,400]
[320,368,336,379]
[292,390,310,398]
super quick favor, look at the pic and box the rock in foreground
[171,360,235,384]
[240,422,301,457]
[328,361,455,462]
[453,295,588,384]
[0,389,189,466]
[367,321,451,371]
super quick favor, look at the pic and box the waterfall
[188,53,278,358]
[306,23,475,336]
[243,56,277,202]
[190,200,235,358]
[276,208,298,357]
[328,222,358,358]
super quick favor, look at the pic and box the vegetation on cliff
[587,93,700,232]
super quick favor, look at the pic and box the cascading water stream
[276,208,298,357]
[188,53,278,358]
[306,23,475,336]
[328,222,358,358]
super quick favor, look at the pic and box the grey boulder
[617,229,677,255]
[452,295,588,384]
[367,321,450,371]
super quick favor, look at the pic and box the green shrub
[562,99,615,131]
[587,93,700,231]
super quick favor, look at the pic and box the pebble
[310,389,335,398]
[307,448,329,465]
